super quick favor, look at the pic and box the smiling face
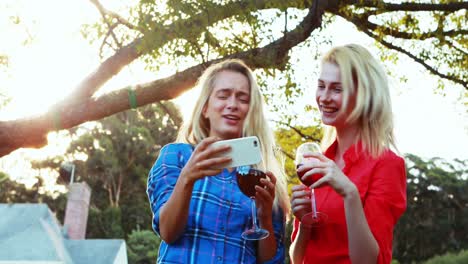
[316,62,356,131]
[202,70,251,140]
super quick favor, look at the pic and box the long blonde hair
[177,59,290,215]
[321,44,397,157]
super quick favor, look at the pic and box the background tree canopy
[0,1,467,263]
[0,0,466,157]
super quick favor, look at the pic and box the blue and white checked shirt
[147,143,285,264]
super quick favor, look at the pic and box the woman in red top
[289,44,407,264]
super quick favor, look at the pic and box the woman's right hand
[291,185,312,221]
[180,137,232,184]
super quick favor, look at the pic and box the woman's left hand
[302,153,357,197]
[255,171,276,222]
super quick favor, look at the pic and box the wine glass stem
[251,198,259,230]
[311,188,318,218]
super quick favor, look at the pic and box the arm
[289,222,312,264]
[288,185,313,264]
[147,138,231,243]
[362,155,407,263]
[305,153,378,264]
[256,172,280,262]
[257,209,279,262]
[306,152,406,264]
[343,185,379,264]
[158,171,195,243]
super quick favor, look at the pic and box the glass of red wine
[236,166,269,240]
[295,142,328,227]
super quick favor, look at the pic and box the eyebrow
[215,88,250,96]
[317,79,342,85]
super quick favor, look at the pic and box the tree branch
[352,1,468,12]
[343,11,467,40]
[89,0,137,30]
[362,28,467,87]
[0,2,323,158]
[65,0,314,104]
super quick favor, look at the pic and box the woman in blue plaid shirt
[147,59,290,263]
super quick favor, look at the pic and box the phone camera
[253,140,258,147]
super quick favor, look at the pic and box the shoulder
[376,149,405,168]
[160,142,194,154]
[155,143,194,165]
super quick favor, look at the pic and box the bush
[127,229,160,264]
[423,250,468,264]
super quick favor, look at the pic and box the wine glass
[236,166,269,240]
[295,142,328,227]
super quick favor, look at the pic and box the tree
[34,102,181,237]
[394,154,468,263]
[0,0,466,157]
[0,171,67,217]
[127,229,161,264]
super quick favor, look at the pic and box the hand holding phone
[211,136,262,169]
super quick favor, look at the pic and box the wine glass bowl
[236,167,269,240]
[295,142,328,227]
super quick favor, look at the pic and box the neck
[335,125,359,159]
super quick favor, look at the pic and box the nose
[317,87,331,103]
[226,95,239,110]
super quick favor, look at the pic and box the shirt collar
[324,140,366,166]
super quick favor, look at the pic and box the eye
[238,94,250,103]
[333,86,343,93]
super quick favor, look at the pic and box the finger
[291,189,311,200]
[202,168,224,177]
[196,136,219,152]
[297,161,325,174]
[255,185,273,202]
[292,205,311,215]
[311,176,328,189]
[291,198,311,208]
[264,171,277,185]
[291,184,308,192]
[196,156,232,169]
[303,152,329,162]
[301,168,326,183]
[260,178,275,197]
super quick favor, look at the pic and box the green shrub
[423,250,468,264]
[127,229,160,264]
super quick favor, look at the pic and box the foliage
[1,1,466,157]
[393,155,468,263]
[127,229,161,264]
[33,102,181,238]
[0,171,67,219]
[87,206,125,239]
[274,124,323,192]
[422,250,468,264]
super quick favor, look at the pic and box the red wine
[296,163,322,186]
[236,168,266,198]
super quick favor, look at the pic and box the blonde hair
[177,59,290,216]
[320,44,396,157]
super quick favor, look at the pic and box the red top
[291,141,407,264]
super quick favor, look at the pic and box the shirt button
[227,201,231,206]
[217,256,222,261]
[220,226,224,231]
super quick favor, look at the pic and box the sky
[0,0,467,186]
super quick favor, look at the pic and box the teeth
[224,115,239,120]
[321,107,336,113]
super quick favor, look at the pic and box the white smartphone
[211,136,262,169]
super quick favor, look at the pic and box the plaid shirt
[147,143,285,264]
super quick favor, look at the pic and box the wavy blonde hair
[320,44,397,157]
[177,59,290,216]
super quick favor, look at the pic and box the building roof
[0,203,127,264]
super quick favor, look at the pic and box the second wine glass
[295,142,328,227]
[236,167,269,240]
